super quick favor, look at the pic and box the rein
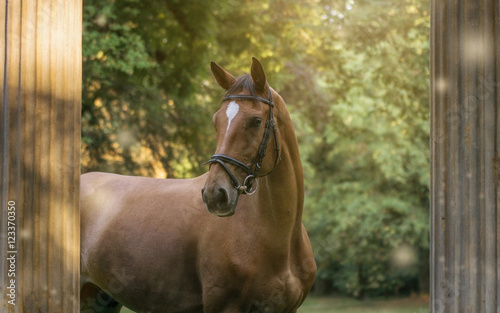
[204,89,281,194]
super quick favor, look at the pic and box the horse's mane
[223,73,281,123]
[225,74,258,98]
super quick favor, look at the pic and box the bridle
[204,89,281,195]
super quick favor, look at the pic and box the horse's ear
[211,62,235,90]
[250,57,267,92]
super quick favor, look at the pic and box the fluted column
[431,0,499,312]
[1,0,82,312]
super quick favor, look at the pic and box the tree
[82,0,222,177]
[293,0,430,297]
[82,0,430,298]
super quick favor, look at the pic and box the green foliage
[82,0,222,177]
[295,0,430,297]
[83,0,430,298]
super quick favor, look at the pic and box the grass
[120,295,429,313]
[298,296,429,313]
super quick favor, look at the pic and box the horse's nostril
[217,187,229,204]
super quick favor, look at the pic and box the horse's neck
[252,124,305,251]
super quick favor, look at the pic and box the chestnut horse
[80,58,316,313]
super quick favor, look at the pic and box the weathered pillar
[431,0,499,312]
[1,0,82,312]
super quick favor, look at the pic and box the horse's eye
[250,118,262,128]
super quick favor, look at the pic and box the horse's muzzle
[201,184,239,217]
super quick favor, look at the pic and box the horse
[80,57,316,313]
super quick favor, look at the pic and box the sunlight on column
[435,77,447,94]
[462,31,492,66]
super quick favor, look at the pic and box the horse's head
[202,58,281,217]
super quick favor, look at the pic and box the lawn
[120,296,429,313]
[298,296,429,313]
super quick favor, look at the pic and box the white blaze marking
[226,101,239,131]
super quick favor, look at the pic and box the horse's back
[80,171,206,235]
[80,172,197,261]
[80,172,206,312]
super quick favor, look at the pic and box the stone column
[431,0,499,312]
[1,0,82,311]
